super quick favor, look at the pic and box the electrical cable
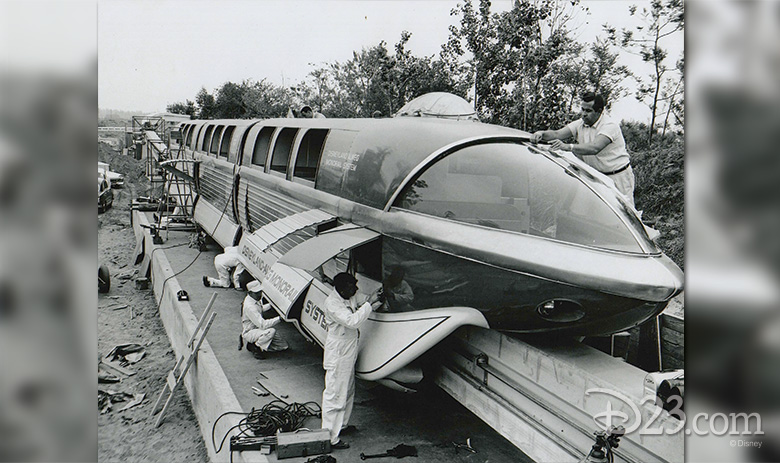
[155,249,203,306]
[149,159,239,306]
[211,401,322,455]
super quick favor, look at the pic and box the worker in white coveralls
[202,246,247,289]
[240,280,288,358]
[321,272,383,450]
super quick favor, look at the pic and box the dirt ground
[98,137,208,462]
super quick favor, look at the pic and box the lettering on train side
[323,150,361,172]
[304,300,328,331]
[240,244,271,277]
[265,269,298,302]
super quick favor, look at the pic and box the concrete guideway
[133,209,531,463]
[433,328,684,463]
[133,210,253,462]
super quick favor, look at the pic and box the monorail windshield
[396,142,651,253]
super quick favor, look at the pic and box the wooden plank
[166,371,177,391]
[661,328,684,347]
[661,314,684,333]
[102,360,136,377]
[187,293,217,348]
[154,312,217,428]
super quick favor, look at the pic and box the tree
[242,79,295,118]
[166,100,196,116]
[213,82,247,119]
[195,87,216,119]
[578,39,632,113]
[446,0,588,130]
[605,0,684,145]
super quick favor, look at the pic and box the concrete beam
[435,326,684,463]
[134,210,266,463]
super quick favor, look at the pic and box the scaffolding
[132,116,199,243]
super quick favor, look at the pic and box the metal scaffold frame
[135,116,199,243]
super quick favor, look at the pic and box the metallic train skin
[171,112,683,381]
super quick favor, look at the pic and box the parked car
[98,177,113,212]
[98,161,124,188]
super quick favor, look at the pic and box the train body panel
[175,106,683,381]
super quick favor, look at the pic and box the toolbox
[276,428,331,459]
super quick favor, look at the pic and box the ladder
[150,293,217,428]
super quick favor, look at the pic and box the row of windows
[180,122,328,183]
[179,122,647,253]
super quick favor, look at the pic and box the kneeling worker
[240,280,289,358]
[203,246,248,289]
[321,272,383,449]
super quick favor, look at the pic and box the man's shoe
[246,342,266,359]
[331,441,349,450]
[202,276,210,287]
[340,425,357,435]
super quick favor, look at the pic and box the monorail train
[172,95,683,386]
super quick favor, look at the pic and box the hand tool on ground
[360,443,418,459]
[453,438,477,454]
[254,379,271,396]
[251,386,269,397]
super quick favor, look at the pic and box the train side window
[270,128,298,174]
[191,125,203,149]
[219,126,235,158]
[201,126,214,152]
[252,126,275,168]
[294,129,328,182]
[210,126,224,156]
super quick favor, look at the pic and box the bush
[625,126,684,269]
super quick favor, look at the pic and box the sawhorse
[150,293,217,427]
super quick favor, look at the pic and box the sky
[98,0,684,123]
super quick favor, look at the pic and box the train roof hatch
[264,225,379,317]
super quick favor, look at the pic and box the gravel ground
[98,137,209,462]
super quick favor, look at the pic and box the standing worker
[531,92,636,208]
[321,272,382,450]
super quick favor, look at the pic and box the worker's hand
[550,139,570,151]
[530,131,544,143]
[368,288,382,305]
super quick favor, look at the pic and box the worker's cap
[247,280,262,293]
[300,105,312,112]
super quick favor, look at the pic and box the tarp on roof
[394,92,479,121]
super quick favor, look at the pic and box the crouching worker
[203,246,249,289]
[239,280,289,358]
[321,272,383,450]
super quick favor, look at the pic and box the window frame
[201,125,214,152]
[292,128,329,185]
[388,136,655,254]
[209,125,224,156]
[219,125,235,159]
[268,127,299,177]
